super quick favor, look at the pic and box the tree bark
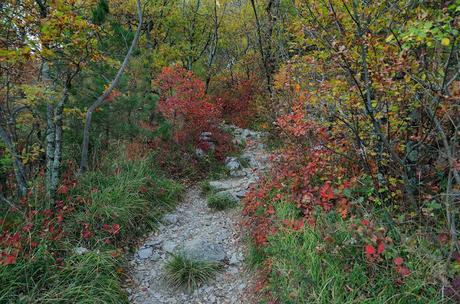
[250,0,279,95]
[50,89,69,198]
[79,0,143,172]
[205,0,221,92]
[250,0,270,94]
[45,103,55,194]
[0,126,27,196]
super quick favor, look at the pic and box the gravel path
[125,126,269,304]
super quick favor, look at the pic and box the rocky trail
[125,126,270,304]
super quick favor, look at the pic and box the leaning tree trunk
[79,0,143,172]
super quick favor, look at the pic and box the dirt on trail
[125,126,270,304]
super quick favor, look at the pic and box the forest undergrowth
[2,0,460,303]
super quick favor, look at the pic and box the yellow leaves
[374,112,384,120]
[441,37,450,46]
[0,47,33,63]
[389,104,399,113]
[388,177,399,187]
[0,49,20,63]
[63,108,86,121]
[260,122,269,130]
[21,144,44,165]
[41,48,55,59]
[16,112,35,126]
[20,85,49,107]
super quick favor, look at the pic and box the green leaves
[92,0,110,24]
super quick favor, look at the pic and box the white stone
[183,239,226,262]
[163,214,179,225]
[163,241,177,253]
[74,247,89,255]
[144,239,163,248]
[195,148,205,158]
[225,157,241,171]
[229,253,239,265]
[137,247,153,259]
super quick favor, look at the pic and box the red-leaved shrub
[155,66,221,144]
[214,76,259,128]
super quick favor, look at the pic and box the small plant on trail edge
[164,254,221,292]
[200,181,214,195]
[207,192,238,211]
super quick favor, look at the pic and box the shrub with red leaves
[155,66,221,145]
[214,76,259,128]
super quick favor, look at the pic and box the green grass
[206,192,238,211]
[264,133,284,151]
[200,180,214,195]
[0,249,126,303]
[250,210,446,304]
[0,145,184,303]
[164,253,221,292]
[38,252,126,303]
[246,240,265,268]
[237,156,250,168]
[152,143,229,181]
[68,156,183,246]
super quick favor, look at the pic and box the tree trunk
[80,0,143,172]
[205,0,220,92]
[250,0,279,95]
[45,104,55,195]
[45,88,69,200]
[250,0,271,94]
[50,89,69,198]
[0,126,27,196]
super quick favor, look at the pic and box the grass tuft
[164,254,221,292]
[206,192,238,211]
[200,180,214,195]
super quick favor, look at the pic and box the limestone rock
[183,239,226,263]
[225,157,241,171]
[137,247,154,259]
[163,241,177,253]
[162,214,179,225]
